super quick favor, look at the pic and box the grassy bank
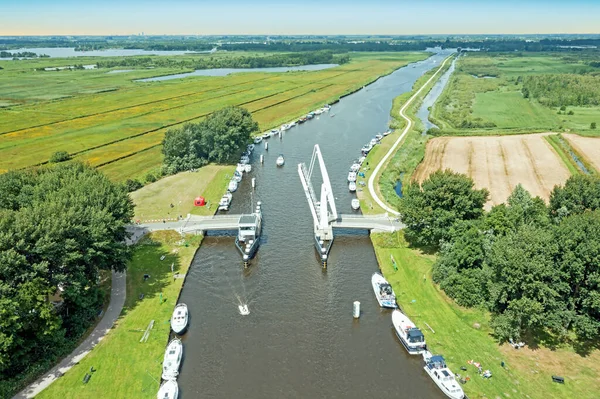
[371,232,599,399]
[39,231,202,399]
[130,164,235,222]
[0,52,428,180]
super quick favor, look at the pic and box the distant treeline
[0,51,48,58]
[523,74,600,107]
[97,51,349,70]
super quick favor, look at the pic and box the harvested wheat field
[414,133,571,207]
[563,133,600,173]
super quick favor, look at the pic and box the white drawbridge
[298,144,404,267]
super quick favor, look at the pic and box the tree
[204,106,257,164]
[399,170,489,248]
[549,175,600,217]
[591,122,597,130]
[124,179,143,192]
[49,151,71,163]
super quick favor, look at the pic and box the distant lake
[136,64,339,82]
[0,47,212,59]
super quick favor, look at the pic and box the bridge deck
[332,214,404,232]
[129,215,242,237]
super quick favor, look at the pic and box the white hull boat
[348,182,356,192]
[262,132,271,139]
[228,180,238,192]
[236,163,245,174]
[348,172,357,182]
[157,380,179,399]
[240,156,250,165]
[233,171,243,183]
[270,129,279,136]
[314,108,324,115]
[358,156,366,165]
[375,134,384,141]
[392,309,427,354]
[371,273,397,308]
[351,198,360,211]
[280,124,290,131]
[239,304,250,315]
[370,138,379,146]
[218,192,232,211]
[170,303,188,334]
[350,163,361,173]
[383,129,392,136]
[161,338,183,381]
[276,155,285,167]
[244,164,252,173]
[254,136,262,144]
[423,351,465,399]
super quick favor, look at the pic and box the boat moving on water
[157,380,178,399]
[276,154,285,166]
[162,338,183,380]
[371,273,397,308]
[170,303,188,334]
[392,309,426,354]
[422,351,465,399]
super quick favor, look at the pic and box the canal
[177,49,455,398]
[416,56,457,132]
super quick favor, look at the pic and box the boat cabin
[427,355,448,370]
[380,283,393,297]
[238,214,259,242]
[407,327,425,344]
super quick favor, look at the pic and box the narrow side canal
[177,50,455,398]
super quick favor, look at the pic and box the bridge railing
[336,213,390,220]
[300,163,319,214]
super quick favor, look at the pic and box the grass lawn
[130,164,235,222]
[372,232,600,399]
[471,91,560,130]
[38,231,201,399]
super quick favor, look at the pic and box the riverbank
[38,230,202,398]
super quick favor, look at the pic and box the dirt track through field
[563,133,600,173]
[414,133,572,208]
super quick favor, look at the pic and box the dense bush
[124,179,143,192]
[162,106,258,174]
[412,174,600,342]
[0,163,133,392]
[522,74,600,107]
[49,150,71,163]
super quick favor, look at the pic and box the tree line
[162,106,258,175]
[0,163,133,395]
[400,171,600,343]
[0,51,48,58]
[522,74,600,107]
[97,51,348,70]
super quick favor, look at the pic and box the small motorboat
[306,113,314,119]
[358,156,366,165]
[239,304,250,315]
[370,138,379,146]
[347,172,357,182]
[276,154,285,167]
[262,132,271,139]
[162,338,183,380]
[351,198,360,211]
[289,121,297,128]
[218,192,232,211]
[270,129,279,136]
[361,144,373,155]
[350,163,361,173]
[244,164,252,173]
[375,134,384,141]
[228,179,238,192]
[233,171,243,183]
[371,273,397,309]
[236,163,245,174]
[254,136,263,144]
[298,117,307,124]
[157,380,179,399]
[240,155,250,165]
[392,309,427,354]
[422,351,465,399]
[383,129,392,136]
[280,123,290,131]
[170,303,188,334]
[314,108,324,115]
[348,182,356,192]
[247,144,255,153]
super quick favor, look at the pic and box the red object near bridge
[194,196,206,206]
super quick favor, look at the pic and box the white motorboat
[218,192,232,211]
[350,163,361,173]
[170,303,188,334]
[375,134,384,141]
[289,121,297,128]
[423,351,465,399]
[262,132,271,139]
[240,155,250,165]
[270,129,279,136]
[228,179,238,192]
[276,154,285,167]
[235,202,263,263]
[383,129,393,136]
[351,198,360,211]
[392,309,427,354]
[361,144,372,154]
[236,163,245,174]
[370,138,379,146]
[161,338,183,380]
[280,123,290,131]
[254,136,263,144]
[157,380,179,399]
[347,171,357,182]
[371,273,397,309]
[247,144,255,153]
[314,108,324,115]
[358,156,366,165]
[348,181,357,192]
[244,164,252,173]
[239,304,250,315]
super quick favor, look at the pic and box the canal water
[416,56,457,132]
[177,49,455,398]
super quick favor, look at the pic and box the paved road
[367,54,454,215]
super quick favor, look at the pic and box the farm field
[0,52,429,180]
[431,52,600,135]
[413,133,572,208]
[563,133,600,172]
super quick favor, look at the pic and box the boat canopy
[428,355,447,369]
[407,328,425,343]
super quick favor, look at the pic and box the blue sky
[1,0,599,35]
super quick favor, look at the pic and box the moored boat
[170,303,188,334]
[392,309,427,354]
[375,133,384,141]
[228,179,238,192]
[161,338,183,381]
[233,171,243,183]
[240,155,250,164]
[351,198,360,211]
[348,181,356,192]
[280,123,290,131]
[371,273,397,308]
[270,129,279,136]
[247,144,255,153]
[262,132,271,139]
[157,380,179,399]
[370,138,379,146]
[358,156,366,165]
[253,136,263,144]
[350,163,361,173]
[422,351,465,399]
[347,171,357,182]
[244,164,252,173]
[314,108,324,115]
[361,144,373,155]
[218,192,233,211]
[276,154,285,167]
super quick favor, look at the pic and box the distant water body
[0,47,208,59]
[136,64,339,81]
